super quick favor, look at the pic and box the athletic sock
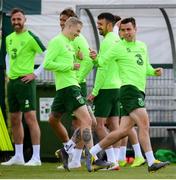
[32,144,40,160]
[145,151,155,166]
[105,147,116,163]
[15,144,24,160]
[90,143,102,157]
[64,139,76,154]
[119,146,126,161]
[132,143,143,158]
[71,148,82,164]
[113,147,120,162]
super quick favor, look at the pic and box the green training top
[92,32,121,96]
[97,39,156,93]
[6,30,46,79]
[71,34,94,84]
[43,33,79,90]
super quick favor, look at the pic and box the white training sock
[105,148,116,163]
[64,139,76,154]
[119,146,126,161]
[71,148,82,164]
[132,143,143,158]
[15,144,24,159]
[32,144,40,160]
[145,151,155,166]
[90,144,102,157]
[113,147,120,162]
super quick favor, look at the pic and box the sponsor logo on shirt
[126,48,131,52]
[66,45,72,51]
[135,54,144,65]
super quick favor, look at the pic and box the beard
[13,24,24,32]
[98,30,103,36]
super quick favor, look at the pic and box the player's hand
[73,63,80,70]
[155,68,163,76]
[76,50,83,60]
[87,93,95,102]
[89,48,97,60]
[21,73,36,83]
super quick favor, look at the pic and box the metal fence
[145,66,176,138]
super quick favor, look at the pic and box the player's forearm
[77,57,94,83]
[146,63,155,76]
[44,60,73,72]
[92,67,107,96]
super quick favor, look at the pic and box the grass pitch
[0,162,175,179]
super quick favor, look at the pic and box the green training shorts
[51,85,86,114]
[79,82,87,98]
[93,89,120,118]
[7,78,36,112]
[120,85,145,116]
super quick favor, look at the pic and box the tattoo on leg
[82,128,91,144]
[71,128,81,144]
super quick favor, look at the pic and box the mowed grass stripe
[0,162,175,179]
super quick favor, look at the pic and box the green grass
[0,162,175,179]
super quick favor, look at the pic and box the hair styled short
[120,17,136,28]
[60,8,77,18]
[98,12,121,26]
[64,16,83,27]
[10,8,25,17]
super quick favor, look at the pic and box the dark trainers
[148,160,170,172]
[93,159,113,171]
[56,148,69,171]
[84,147,95,172]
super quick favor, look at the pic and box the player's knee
[138,121,149,132]
[119,128,129,138]
[48,112,60,125]
[11,118,21,127]
[96,120,105,128]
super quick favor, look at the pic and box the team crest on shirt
[9,39,12,45]
[126,48,131,52]
[66,45,72,51]
[76,95,84,104]
[11,48,17,59]
[138,98,144,107]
